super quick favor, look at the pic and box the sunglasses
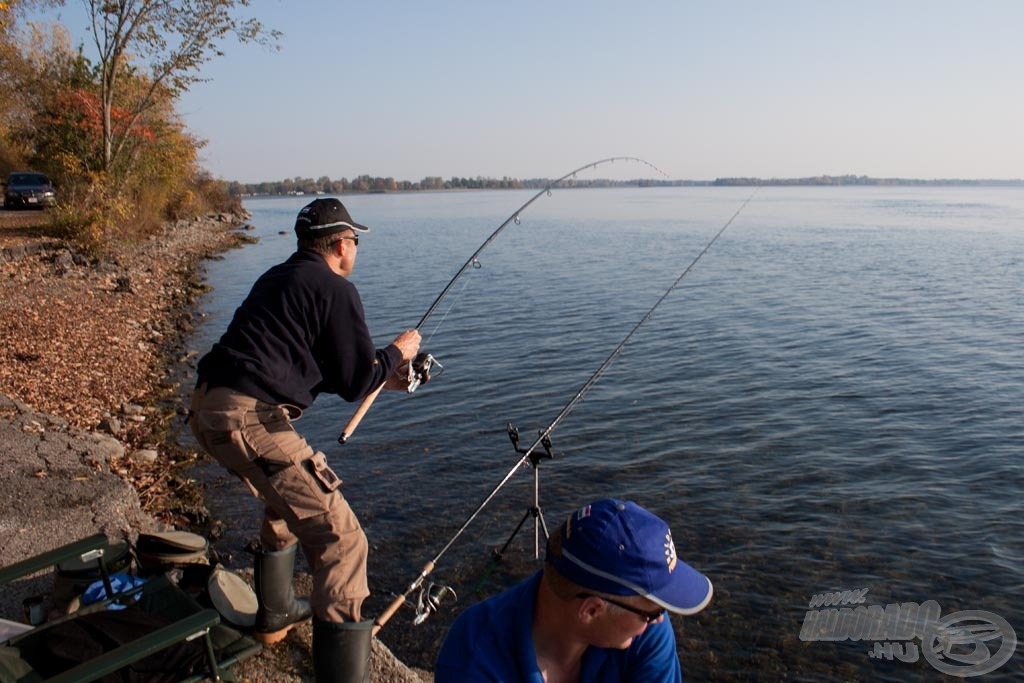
[576,593,664,623]
[334,234,359,247]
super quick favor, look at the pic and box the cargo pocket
[241,422,332,520]
[307,451,342,492]
[196,410,245,433]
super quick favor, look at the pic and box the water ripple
[180,187,1024,680]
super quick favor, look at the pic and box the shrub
[47,171,133,254]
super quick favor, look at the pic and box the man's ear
[577,597,603,624]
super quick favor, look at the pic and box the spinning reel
[412,582,457,625]
[407,352,442,394]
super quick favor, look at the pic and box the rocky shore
[0,210,431,682]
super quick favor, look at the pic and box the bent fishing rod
[338,156,667,443]
[370,190,757,635]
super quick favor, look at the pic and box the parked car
[3,172,57,209]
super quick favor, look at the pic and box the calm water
[175,186,1024,681]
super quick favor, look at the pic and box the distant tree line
[232,173,1022,196]
[228,175,676,196]
[230,175,521,196]
[712,174,1023,187]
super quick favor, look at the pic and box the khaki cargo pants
[189,384,368,622]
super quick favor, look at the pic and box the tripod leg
[494,508,532,561]
[532,463,545,559]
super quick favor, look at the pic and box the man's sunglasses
[576,593,664,623]
[334,234,359,247]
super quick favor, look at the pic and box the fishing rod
[338,156,668,444]
[370,190,757,635]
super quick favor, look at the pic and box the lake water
[175,186,1024,680]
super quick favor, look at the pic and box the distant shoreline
[701,175,1024,187]
[232,175,1024,198]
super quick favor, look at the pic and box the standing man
[189,198,420,683]
[436,498,713,682]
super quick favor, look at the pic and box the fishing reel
[413,582,457,625]
[407,352,443,394]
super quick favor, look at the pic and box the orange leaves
[51,88,156,145]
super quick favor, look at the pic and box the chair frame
[0,534,232,682]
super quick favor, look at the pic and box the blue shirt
[435,571,684,682]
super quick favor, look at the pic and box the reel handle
[372,560,436,636]
[338,382,386,444]
[339,351,441,443]
[407,352,441,394]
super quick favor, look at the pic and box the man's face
[336,229,359,276]
[583,596,666,649]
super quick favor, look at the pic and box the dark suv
[3,172,57,209]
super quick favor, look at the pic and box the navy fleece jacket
[196,250,402,408]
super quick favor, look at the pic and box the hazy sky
[36,1,1024,183]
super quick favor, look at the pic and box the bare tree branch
[83,0,278,173]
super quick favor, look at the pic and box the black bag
[32,606,207,682]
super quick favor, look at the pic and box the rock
[1,244,27,262]
[82,432,125,464]
[121,402,145,416]
[53,250,75,276]
[129,449,160,464]
[94,259,118,274]
[113,276,133,293]
[22,419,44,434]
[98,416,122,435]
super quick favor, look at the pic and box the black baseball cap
[294,198,370,239]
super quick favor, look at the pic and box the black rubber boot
[312,618,373,683]
[253,544,312,644]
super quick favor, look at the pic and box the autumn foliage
[0,1,262,253]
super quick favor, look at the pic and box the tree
[0,1,252,247]
[1,8,77,175]
[83,0,278,175]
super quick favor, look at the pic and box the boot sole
[254,616,313,645]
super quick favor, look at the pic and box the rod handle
[338,382,386,444]
[372,560,436,636]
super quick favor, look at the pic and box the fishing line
[339,157,669,443]
[421,262,479,348]
[371,189,757,634]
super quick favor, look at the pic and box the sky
[30,1,1024,183]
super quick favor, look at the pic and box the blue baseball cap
[548,499,712,616]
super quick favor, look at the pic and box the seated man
[436,498,713,682]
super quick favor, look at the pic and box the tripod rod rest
[506,423,555,467]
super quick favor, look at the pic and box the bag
[31,606,208,682]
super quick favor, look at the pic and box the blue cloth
[435,571,683,682]
[81,573,147,610]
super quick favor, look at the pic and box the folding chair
[0,534,260,682]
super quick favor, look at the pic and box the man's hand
[383,363,411,391]
[391,329,421,362]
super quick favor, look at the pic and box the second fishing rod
[337,156,667,444]
[369,190,757,635]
